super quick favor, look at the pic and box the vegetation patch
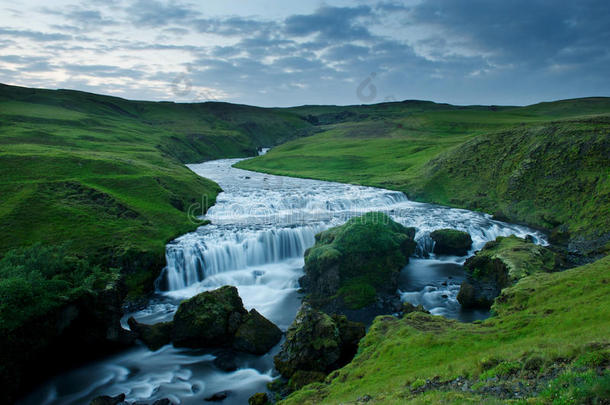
[280,255,610,404]
[458,235,561,309]
[300,212,416,312]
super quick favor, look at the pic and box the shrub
[338,280,377,309]
[542,370,610,405]
[0,244,118,332]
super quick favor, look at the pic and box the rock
[457,257,508,309]
[172,286,247,348]
[127,286,281,354]
[430,229,473,256]
[274,304,364,379]
[300,212,416,316]
[204,390,230,401]
[248,392,270,405]
[288,370,327,390]
[457,281,480,308]
[331,314,366,365]
[402,302,429,315]
[127,317,172,351]
[89,393,125,405]
[213,350,238,371]
[152,399,175,405]
[457,236,559,309]
[233,309,283,354]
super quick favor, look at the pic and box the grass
[0,83,314,293]
[304,212,415,309]
[237,98,610,254]
[471,236,559,281]
[280,255,610,404]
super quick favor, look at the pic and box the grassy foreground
[237,98,610,254]
[281,255,610,404]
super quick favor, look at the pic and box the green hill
[0,83,314,293]
[238,98,610,255]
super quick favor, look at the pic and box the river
[21,158,546,405]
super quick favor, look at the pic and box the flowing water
[21,158,546,405]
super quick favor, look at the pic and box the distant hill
[239,97,610,256]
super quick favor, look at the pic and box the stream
[21,158,546,405]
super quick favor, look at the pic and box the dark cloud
[0,27,72,41]
[409,0,610,69]
[192,17,278,37]
[285,6,373,41]
[126,0,196,27]
[41,5,118,32]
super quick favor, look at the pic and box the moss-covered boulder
[458,236,560,309]
[89,394,125,405]
[430,229,473,256]
[248,392,270,405]
[125,286,282,355]
[288,370,327,391]
[274,304,365,379]
[233,309,283,354]
[300,212,416,314]
[172,286,248,348]
[127,317,173,351]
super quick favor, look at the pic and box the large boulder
[130,286,284,355]
[172,286,248,348]
[300,212,416,316]
[274,304,365,379]
[430,229,473,256]
[89,394,125,405]
[458,236,560,309]
[233,309,283,354]
[127,317,172,351]
[248,392,270,405]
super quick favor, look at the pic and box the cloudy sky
[1,0,609,107]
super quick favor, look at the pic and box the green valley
[0,83,313,293]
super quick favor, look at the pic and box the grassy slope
[282,255,610,404]
[237,98,610,253]
[0,83,313,292]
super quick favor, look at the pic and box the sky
[1,0,609,107]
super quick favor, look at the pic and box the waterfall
[160,225,323,291]
[157,158,547,293]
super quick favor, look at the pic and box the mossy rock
[172,286,247,348]
[248,392,270,405]
[288,370,327,391]
[430,229,473,256]
[401,302,430,315]
[458,236,560,309]
[301,212,416,311]
[127,317,173,351]
[233,309,282,354]
[331,314,366,366]
[274,304,341,378]
[89,394,125,405]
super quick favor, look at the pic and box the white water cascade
[158,158,546,303]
